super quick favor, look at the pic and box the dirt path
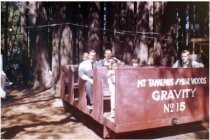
[1,86,101,139]
[1,86,209,139]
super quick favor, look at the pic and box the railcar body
[60,65,209,138]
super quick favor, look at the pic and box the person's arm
[98,59,104,66]
[107,70,115,84]
[107,70,115,77]
[113,57,125,66]
[172,60,179,68]
[192,61,204,68]
[78,63,93,84]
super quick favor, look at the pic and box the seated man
[98,49,112,66]
[172,49,204,68]
[78,50,98,107]
[98,49,124,66]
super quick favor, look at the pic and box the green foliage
[1,2,21,64]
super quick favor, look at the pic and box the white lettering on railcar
[136,77,207,88]
[148,78,174,87]
[137,79,147,88]
[136,76,207,114]
[152,88,196,101]
[164,102,186,113]
[191,77,206,85]
[175,78,190,85]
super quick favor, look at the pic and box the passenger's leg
[85,81,93,105]
[110,86,115,118]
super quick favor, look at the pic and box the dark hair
[181,50,190,55]
[89,49,96,54]
[131,58,139,63]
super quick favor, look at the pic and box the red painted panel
[92,67,109,124]
[115,68,208,128]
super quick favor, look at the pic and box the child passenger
[131,58,139,67]
[107,57,119,118]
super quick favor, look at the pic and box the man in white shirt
[78,50,98,106]
[172,50,204,68]
[98,49,124,66]
[98,49,112,66]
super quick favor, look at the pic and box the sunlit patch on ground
[1,87,101,139]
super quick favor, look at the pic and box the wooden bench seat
[61,65,111,121]
[73,83,79,88]
[71,66,111,99]
[103,89,111,100]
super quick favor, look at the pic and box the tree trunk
[135,2,150,65]
[23,2,74,90]
[20,2,30,85]
[87,2,100,57]
[29,2,54,90]
[112,3,121,60]
[4,2,9,69]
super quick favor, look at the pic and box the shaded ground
[1,84,209,139]
[1,84,101,139]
